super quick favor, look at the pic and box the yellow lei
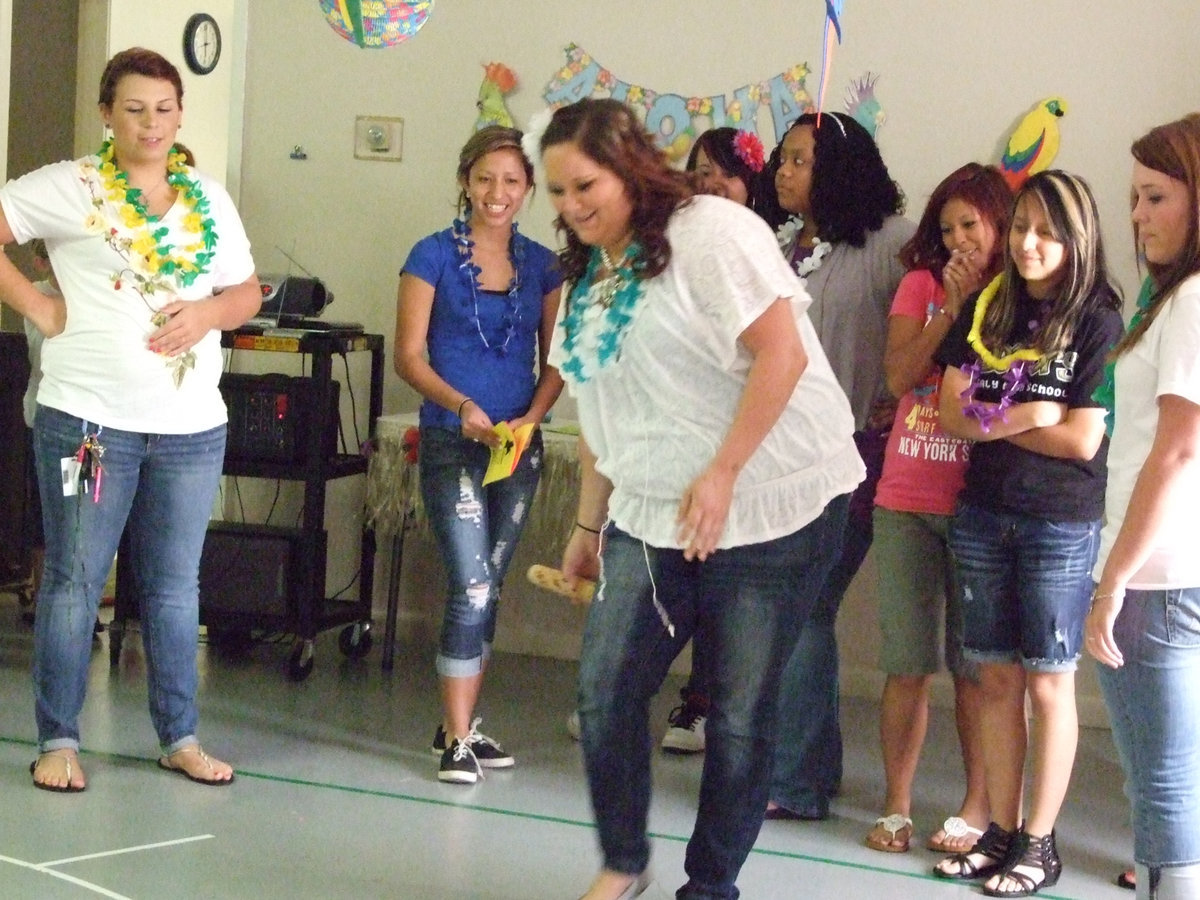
[93,140,215,287]
[84,141,218,387]
[967,274,1044,371]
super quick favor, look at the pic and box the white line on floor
[0,853,133,900]
[0,835,215,899]
[39,833,216,867]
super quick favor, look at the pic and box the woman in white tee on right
[1086,113,1200,900]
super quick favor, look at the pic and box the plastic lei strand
[959,275,1042,432]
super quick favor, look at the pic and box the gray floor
[0,591,1134,900]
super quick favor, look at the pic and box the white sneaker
[661,701,706,754]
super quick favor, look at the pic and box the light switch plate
[354,115,403,161]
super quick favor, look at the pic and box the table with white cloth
[365,413,584,669]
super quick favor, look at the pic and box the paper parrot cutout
[815,0,844,126]
[999,97,1068,191]
[476,62,518,130]
[845,72,883,139]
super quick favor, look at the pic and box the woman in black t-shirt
[930,170,1123,896]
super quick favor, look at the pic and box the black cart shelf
[109,328,385,681]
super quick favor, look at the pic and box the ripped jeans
[419,425,543,677]
[950,502,1098,672]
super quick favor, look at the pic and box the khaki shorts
[872,506,976,680]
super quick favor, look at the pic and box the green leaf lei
[86,140,220,387]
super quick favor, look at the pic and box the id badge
[60,456,80,496]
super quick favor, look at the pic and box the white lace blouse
[550,195,863,549]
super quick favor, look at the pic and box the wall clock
[183,13,221,75]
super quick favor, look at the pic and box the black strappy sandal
[933,821,1013,880]
[982,829,1062,897]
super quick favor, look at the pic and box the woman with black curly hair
[763,111,915,821]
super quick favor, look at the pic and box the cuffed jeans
[1097,587,1200,898]
[578,496,848,900]
[33,405,224,754]
[419,426,543,678]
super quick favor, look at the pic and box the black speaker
[220,373,339,464]
[257,275,332,318]
[198,522,325,621]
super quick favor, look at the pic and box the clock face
[183,13,222,75]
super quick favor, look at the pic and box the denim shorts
[949,502,1099,672]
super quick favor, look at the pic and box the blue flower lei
[560,242,645,383]
[452,216,524,356]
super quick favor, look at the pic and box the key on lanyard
[75,432,105,502]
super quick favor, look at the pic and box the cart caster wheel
[288,641,315,681]
[338,623,373,659]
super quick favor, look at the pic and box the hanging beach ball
[318,0,434,49]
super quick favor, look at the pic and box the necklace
[559,242,645,383]
[958,274,1044,431]
[776,214,831,283]
[452,217,524,355]
[83,141,218,387]
[591,246,624,308]
[967,275,1043,370]
[93,139,216,286]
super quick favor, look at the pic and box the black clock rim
[183,12,221,75]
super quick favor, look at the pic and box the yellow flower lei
[967,274,1044,370]
[88,141,218,387]
[94,139,216,286]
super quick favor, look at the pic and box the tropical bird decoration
[475,62,518,130]
[844,71,883,139]
[999,96,1068,191]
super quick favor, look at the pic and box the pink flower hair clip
[732,130,765,173]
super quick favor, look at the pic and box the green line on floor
[1,735,1079,899]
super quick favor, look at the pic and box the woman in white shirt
[1087,113,1200,900]
[538,98,862,900]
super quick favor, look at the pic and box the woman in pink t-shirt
[865,163,1011,854]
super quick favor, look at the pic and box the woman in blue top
[395,126,563,784]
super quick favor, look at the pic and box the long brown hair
[981,170,1119,357]
[539,98,693,286]
[1114,113,1200,356]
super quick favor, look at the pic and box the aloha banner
[542,43,813,159]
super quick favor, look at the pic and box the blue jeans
[1097,587,1200,878]
[770,430,881,815]
[578,497,848,900]
[950,502,1097,671]
[33,405,224,754]
[419,426,543,677]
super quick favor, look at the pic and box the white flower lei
[775,214,832,284]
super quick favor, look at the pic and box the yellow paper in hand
[482,422,535,485]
